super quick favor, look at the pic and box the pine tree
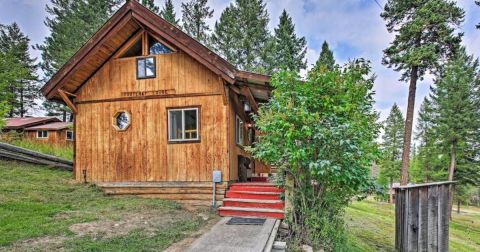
[160,0,179,25]
[314,41,335,72]
[378,103,404,202]
[137,0,159,14]
[381,0,464,185]
[270,10,306,72]
[0,47,19,128]
[36,0,122,120]
[414,98,447,182]
[211,0,270,72]
[181,0,213,45]
[431,48,479,182]
[0,23,39,117]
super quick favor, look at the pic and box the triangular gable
[41,0,239,101]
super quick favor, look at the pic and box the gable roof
[41,0,270,101]
[25,122,72,131]
[4,117,61,130]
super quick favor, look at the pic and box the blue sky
[0,0,479,122]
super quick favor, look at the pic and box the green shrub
[249,60,380,250]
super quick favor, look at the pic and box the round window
[113,111,131,131]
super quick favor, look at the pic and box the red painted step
[222,198,284,210]
[229,185,284,193]
[218,206,284,219]
[225,191,281,200]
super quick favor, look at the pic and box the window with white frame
[235,115,244,146]
[66,130,74,141]
[37,130,48,138]
[168,107,199,142]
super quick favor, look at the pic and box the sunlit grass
[4,139,73,160]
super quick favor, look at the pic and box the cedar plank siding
[74,52,230,182]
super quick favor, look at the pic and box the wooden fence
[0,142,72,170]
[395,181,455,252]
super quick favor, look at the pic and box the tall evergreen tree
[181,0,213,45]
[211,0,270,72]
[0,46,20,127]
[414,98,447,182]
[381,0,464,185]
[137,0,159,14]
[430,48,480,215]
[313,41,335,72]
[160,0,179,25]
[0,23,39,117]
[270,10,307,72]
[36,0,122,120]
[378,103,404,202]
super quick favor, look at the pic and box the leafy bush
[249,60,379,250]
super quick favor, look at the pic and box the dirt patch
[69,210,184,239]
[2,236,68,252]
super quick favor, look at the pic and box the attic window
[137,57,156,79]
[120,38,142,58]
[149,35,172,55]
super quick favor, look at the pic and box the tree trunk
[400,66,418,185]
[389,177,394,203]
[448,141,457,219]
[20,88,24,117]
[457,200,460,214]
[62,111,67,122]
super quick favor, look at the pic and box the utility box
[212,170,222,183]
[395,181,455,252]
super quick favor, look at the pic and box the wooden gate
[395,181,455,251]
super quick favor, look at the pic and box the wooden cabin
[2,117,73,147]
[24,122,74,147]
[40,1,272,204]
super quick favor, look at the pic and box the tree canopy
[270,10,307,72]
[181,0,214,45]
[160,0,179,25]
[381,0,464,185]
[211,0,270,72]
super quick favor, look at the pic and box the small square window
[66,130,74,141]
[37,130,48,138]
[137,57,156,79]
[235,116,244,146]
[168,107,199,142]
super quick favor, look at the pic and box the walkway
[187,217,278,252]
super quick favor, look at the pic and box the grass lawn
[0,159,215,251]
[346,199,480,251]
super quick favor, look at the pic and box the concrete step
[218,206,284,219]
[222,198,284,209]
[225,191,282,200]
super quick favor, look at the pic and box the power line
[373,0,383,9]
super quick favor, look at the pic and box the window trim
[36,130,48,139]
[235,115,244,146]
[66,130,74,141]
[136,57,156,80]
[167,106,201,144]
[112,110,132,132]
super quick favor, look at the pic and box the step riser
[223,201,284,209]
[225,191,281,200]
[229,186,284,193]
[219,210,284,219]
